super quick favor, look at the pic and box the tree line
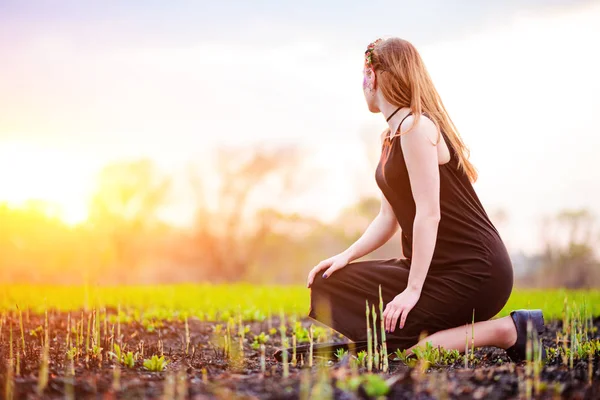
[0,145,598,287]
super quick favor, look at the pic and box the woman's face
[362,67,380,113]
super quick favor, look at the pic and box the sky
[0,0,599,254]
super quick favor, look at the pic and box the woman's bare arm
[307,192,400,286]
[400,115,441,293]
[342,193,400,262]
[381,114,441,332]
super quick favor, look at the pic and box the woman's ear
[365,67,377,91]
[370,68,378,90]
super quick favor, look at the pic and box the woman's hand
[306,253,351,288]
[382,287,421,332]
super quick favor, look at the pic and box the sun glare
[0,142,92,225]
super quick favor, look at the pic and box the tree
[188,144,305,281]
[530,208,600,288]
[87,159,171,281]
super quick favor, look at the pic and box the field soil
[0,312,599,399]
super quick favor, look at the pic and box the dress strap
[396,112,413,133]
[386,112,413,141]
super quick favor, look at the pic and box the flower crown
[364,38,383,69]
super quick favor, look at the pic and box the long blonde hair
[371,38,478,183]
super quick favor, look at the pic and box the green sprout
[334,348,348,360]
[251,332,270,350]
[337,373,390,398]
[108,344,138,369]
[143,355,168,372]
[122,351,137,369]
[66,346,77,361]
[356,350,367,368]
[362,373,390,397]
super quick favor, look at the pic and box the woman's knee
[310,272,328,292]
[310,261,367,297]
[311,264,351,289]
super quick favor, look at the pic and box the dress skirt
[308,253,513,352]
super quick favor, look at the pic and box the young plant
[123,351,137,368]
[357,350,368,368]
[111,365,121,392]
[94,308,101,355]
[109,344,138,368]
[279,309,289,378]
[143,355,168,372]
[15,342,20,377]
[75,320,81,361]
[464,322,469,368]
[66,346,78,360]
[362,373,391,398]
[109,343,123,362]
[91,344,103,359]
[336,373,390,398]
[394,348,417,367]
[103,308,108,342]
[85,312,92,363]
[260,344,266,375]
[292,332,297,366]
[117,304,122,348]
[366,301,373,372]
[299,368,311,400]
[6,320,14,400]
[372,304,379,369]
[185,316,190,355]
[525,319,533,400]
[311,326,328,343]
[334,348,348,360]
[237,309,247,359]
[294,321,310,343]
[308,324,314,368]
[66,313,71,349]
[225,318,233,358]
[267,307,272,331]
[251,332,270,350]
[16,305,26,358]
[589,345,594,385]
[395,341,462,369]
[310,360,333,399]
[37,318,50,396]
[378,285,389,372]
[441,348,462,365]
[470,309,475,362]
[29,326,43,338]
[412,343,438,371]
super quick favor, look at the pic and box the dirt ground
[0,312,598,399]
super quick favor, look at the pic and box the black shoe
[505,309,546,362]
[273,340,370,362]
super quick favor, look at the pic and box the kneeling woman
[275,37,544,363]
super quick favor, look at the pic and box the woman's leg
[406,316,517,355]
[306,257,515,357]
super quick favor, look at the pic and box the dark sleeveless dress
[307,113,514,352]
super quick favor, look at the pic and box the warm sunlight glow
[0,2,598,252]
[0,142,92,225]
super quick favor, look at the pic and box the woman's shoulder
[398,112,439,144]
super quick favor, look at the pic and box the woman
[274,37,545,363]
